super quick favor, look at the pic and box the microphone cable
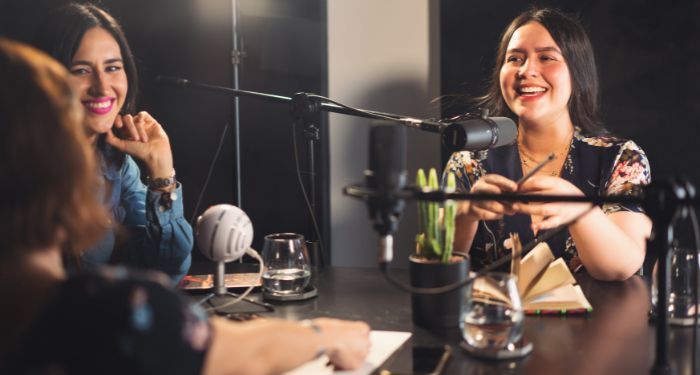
[291,121,326,266]
[190,121,230,224]
[203,248,265,312]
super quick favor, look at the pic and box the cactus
[443,172,456,263]
[415,168,457,263]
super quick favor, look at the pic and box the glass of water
[651,246,699,325]
[462,272,524,351]
[261,233,311,296]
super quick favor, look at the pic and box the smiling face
[68,27,127,138]
[499,21,572,127]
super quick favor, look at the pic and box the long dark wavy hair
[478,8,606,136]
[33,2,138,164]
[33,2,138,115]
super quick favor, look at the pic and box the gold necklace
[518,139,571,177]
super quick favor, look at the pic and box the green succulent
[415,168,456,263]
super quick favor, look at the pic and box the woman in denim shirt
[33,3,192,282]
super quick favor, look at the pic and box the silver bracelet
[147,169,176,190]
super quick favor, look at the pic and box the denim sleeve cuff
[146,182,185,224]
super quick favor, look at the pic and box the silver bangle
[147,169,176,190]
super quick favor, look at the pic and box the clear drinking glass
[651,247,700,325]
[461,272,524,351]
[261,233,311,295]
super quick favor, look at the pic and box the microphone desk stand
[198,261,273,313]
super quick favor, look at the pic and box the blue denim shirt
[81,147,193,283]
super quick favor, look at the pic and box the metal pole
[231,0,243,208]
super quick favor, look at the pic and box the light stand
[231,0,245,208]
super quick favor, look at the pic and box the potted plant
[410,168,469,328]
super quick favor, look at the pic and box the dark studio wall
[2,0,698,266]
[0,0,329,265]
[441,0,700,247]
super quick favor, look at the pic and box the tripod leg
[198,292,216,306]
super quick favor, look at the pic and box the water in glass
[262,268,311,294]
[462,272,524,350]
[261,233,311,296]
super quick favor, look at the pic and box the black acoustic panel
[236,0,328,259]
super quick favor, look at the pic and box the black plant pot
[409,254,469,328]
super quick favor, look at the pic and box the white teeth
[85,101,111,109]
[519,86,546,94]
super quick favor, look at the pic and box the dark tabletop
[185,265,697,375]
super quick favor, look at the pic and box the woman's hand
[458,174,518,222]
[515,175,593,232]
[105,111,174,178]
[314,318,371,370]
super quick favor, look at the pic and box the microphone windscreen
[490,117,518,147]
[196,204,253,263]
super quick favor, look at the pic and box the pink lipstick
[82,97,114,115]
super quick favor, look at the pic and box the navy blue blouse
[445,128,651,272]
[12,267,210,374]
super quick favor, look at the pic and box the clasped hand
[105,111,174,177]
[459,174,592,233]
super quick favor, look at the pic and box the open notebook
[284,330,411,375]
[474,238,592,315]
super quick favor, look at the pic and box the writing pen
[516,153,555,188]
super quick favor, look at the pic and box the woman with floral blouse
[445,8,651,281]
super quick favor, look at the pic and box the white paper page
[284,330,412,375]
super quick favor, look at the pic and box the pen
[516,153,555,188]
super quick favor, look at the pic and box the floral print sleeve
[15,267,211,375]
[602,140,651,214]
[444,151,486,192]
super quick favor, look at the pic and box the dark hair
[33,2,138,114]
[0,38,110,257]
[479,8,606,136]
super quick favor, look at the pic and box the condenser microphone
[196,204,254,263]
[441,116,517,152]
[365,123,407,264]
[195,204,265,308]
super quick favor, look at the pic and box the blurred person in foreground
[0,37,370,375]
